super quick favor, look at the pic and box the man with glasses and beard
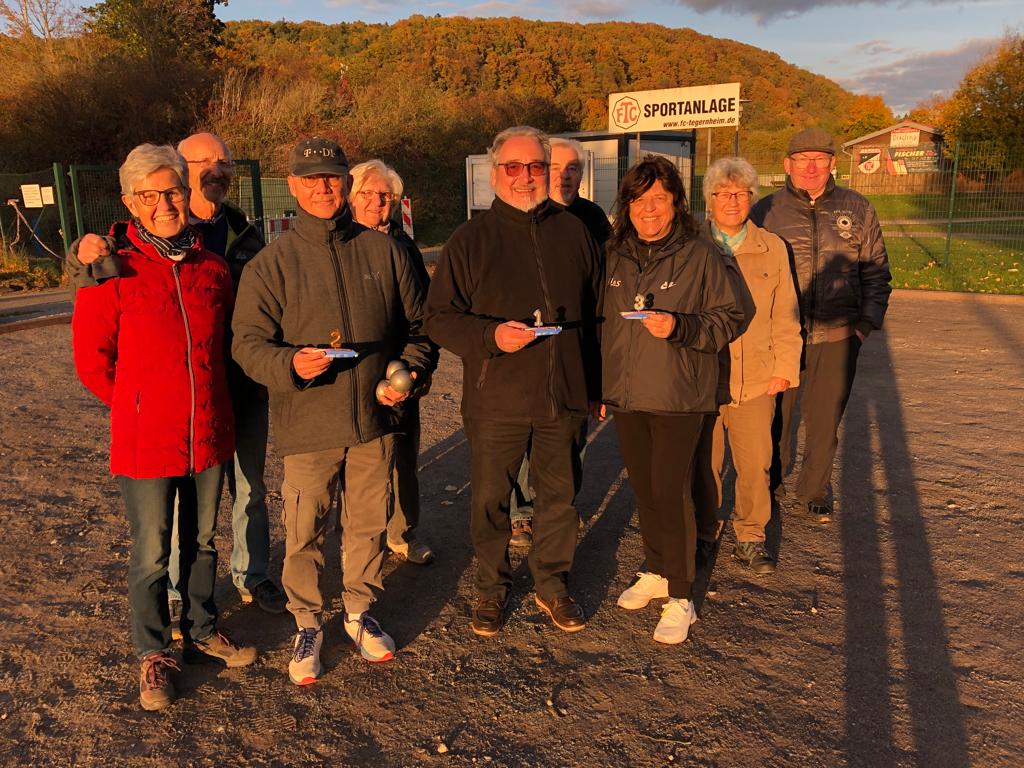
[507,137,612,549]
[750,128,892,522]
[66,132,287,620]
[425,126,603,637]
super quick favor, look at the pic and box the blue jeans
[119,464,224,657]
[169,386,270,595]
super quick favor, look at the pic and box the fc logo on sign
[612,96,641,130]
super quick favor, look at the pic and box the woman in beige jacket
[703,157,802,574]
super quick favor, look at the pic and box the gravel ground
[0,289,1021,767]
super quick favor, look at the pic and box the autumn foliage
[1,8,896,236]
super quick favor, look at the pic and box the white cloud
[838,36,1000,113]
[666,0,962,24]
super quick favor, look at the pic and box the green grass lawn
[887,237,1023,294]
[868,192,1024,222]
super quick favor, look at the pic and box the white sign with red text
[608,83,740,133]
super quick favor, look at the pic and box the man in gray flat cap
[750,127,892,521]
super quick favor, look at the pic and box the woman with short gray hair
[347,159,437,566]
[73,143,256,711]
[698,156,802,575]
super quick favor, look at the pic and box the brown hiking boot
[510,517,533,548]
[184,629,257,668]
[139,652,179,711]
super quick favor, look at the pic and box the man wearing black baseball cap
[750,127,892,523]
[233,137,437,683]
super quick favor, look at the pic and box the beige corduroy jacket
[713,220,803,405]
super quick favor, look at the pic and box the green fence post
[51,162,72,256]
[943,142,961,268]
[68,165,86,241]
[248,160,265,234]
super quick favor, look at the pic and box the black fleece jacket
[425,196,603,421]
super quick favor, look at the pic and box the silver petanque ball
[375,379,391,401]
[386,360,407,379]
[388,368,414,393]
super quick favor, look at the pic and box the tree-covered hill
[0,9,891,238]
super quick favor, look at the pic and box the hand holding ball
[376,360,416,405]
[388,368,414,393]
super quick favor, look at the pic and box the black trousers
[463,415,586,603]
[774,336,862,505]
[691,413,722,542]
[614,411,704,600]
[388,401,422,545]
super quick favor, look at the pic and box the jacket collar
[294,204,359,244]
[783,174,837,205]
[221,200,253,236]
[625,220,689,263]
[490,195,557,226]
[121,220,204,264]
[701,219,768,257]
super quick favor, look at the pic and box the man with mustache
[66,132,287,618]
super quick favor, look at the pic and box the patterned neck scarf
[710,221,747,256]
[133,220,197,262]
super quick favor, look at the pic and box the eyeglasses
[630,194,671,206]
[186,159,235,170]
[498,161,548,178]
[133,186,187,206]
[788,155,833,170]
[357,190,396,203]
[711,191,752,202]
[298,174,344,189]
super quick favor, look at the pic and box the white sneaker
[288,627,323,685]
[344,612,395,663]
[653,598,697,645]
[617,572,670,610]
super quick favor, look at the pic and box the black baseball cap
[289,138,349,176]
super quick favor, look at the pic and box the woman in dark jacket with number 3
[599,155,746,644]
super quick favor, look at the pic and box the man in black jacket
[425,126,603,636]
[66,132,287,618]
[508,136,611,548]
[749,128,892,520]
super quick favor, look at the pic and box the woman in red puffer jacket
[72,143,255,712]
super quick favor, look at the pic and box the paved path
[0,288,71,332]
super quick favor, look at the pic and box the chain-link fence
[694,141,1024,293]
[67,161,268,240]
[13,140,1018,294]
[1,167,68,287]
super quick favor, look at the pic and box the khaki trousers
[712,394,774,543]
[281,435,395,628]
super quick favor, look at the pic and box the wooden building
[842,120,945,194]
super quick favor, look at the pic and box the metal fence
[64,160,269,245]
[0,167,69,266]
[694,141,1024,270]
[3,141,1020,294]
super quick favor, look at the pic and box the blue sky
[219,0,1021,115]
